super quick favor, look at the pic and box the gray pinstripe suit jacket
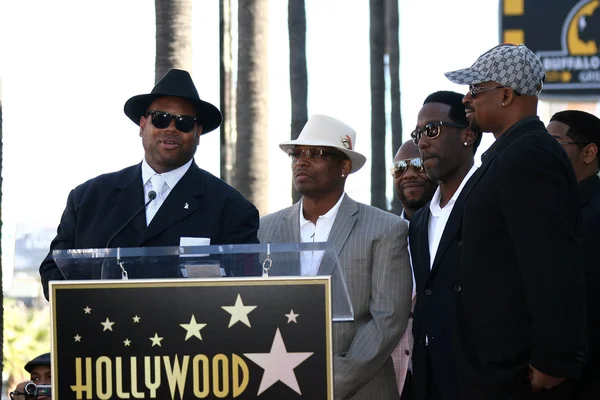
[258,195,412,399]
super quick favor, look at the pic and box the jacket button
[425,289,432,296]
[405,349,410,356]
[455,285,462,292]
[458,240,463,247]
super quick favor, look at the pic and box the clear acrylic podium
[50,243,346,399]
[52,242,354,321]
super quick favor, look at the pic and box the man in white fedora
[259,114,413,399]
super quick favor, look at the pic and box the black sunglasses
[146,110,199,133]
[411,121,467,145]
[390,158,424,177]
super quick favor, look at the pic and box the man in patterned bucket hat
[443,45,587,399]
[445,43,545,97]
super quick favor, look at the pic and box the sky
[0,0,557,286]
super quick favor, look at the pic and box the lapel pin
[184,203,189,209]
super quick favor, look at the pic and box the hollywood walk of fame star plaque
[50,277,333,399]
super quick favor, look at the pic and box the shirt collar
[300,192,346,227]
[481,117,544,164]
[400,209,410,227]
[429,164,478,216]
[141,158,193,189]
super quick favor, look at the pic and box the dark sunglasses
[468,84,521,98]
[146,110,199,133]
[411,121,467,145]
[390,158,424,177]
[287,148,343,161]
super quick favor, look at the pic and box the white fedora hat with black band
[279,114,367,173]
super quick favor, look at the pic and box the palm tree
[155,0,193,84]
[288,0,308,204]
[220,0,235,183]
[386,0,402,214]
[234,0,270,215]
[370,0,387,210]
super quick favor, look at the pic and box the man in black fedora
[39,69,260,299]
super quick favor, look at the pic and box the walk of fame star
[180,315,207,340]
[285,310,299,323]
[101,318,115,331]
[244,328,313,395]
[221,294,257,328]
[150,333,163,347]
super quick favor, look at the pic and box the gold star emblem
[285,310,299,323]
[123,338,131,347]
[74,334,82,342]
[180,315,207,341]
[83,306,91,314]
[101,318,115,331]
[132,315,140,323]
[221,294,257,328]
[150,333,163,347]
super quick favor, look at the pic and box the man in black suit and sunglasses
[445,44,586,399]
[39,69,260,299]
[408,90,481,400]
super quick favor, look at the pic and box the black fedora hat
[24,352,50,373]
[124,69,222,134]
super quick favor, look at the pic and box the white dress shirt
[298,193,345,276]
[141,158,193,225]
[428,165,477,268]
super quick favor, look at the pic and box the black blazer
[40,162,259,299]
[409,189,469,400]
[456,117,587,399]
[579,175,600,364]
[576,175,600,398]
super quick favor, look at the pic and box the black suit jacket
[409,189,470,400]
[456,117,587,399]
[40,162,259,299]
[576,175,600,398]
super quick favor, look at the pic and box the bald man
[390,139,437,398]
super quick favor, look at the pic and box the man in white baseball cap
[445,44,587,399]
[259,114,413,399]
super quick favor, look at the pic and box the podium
[49,243,352,399]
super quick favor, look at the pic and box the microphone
[105,191,157,248]
[102,191,156,280]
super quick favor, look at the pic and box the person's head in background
[11,353,51,400]
[392,140,437,220]
[24,353,51,385]
[547,110,600,182]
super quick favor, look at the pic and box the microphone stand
[101,191,157,280]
